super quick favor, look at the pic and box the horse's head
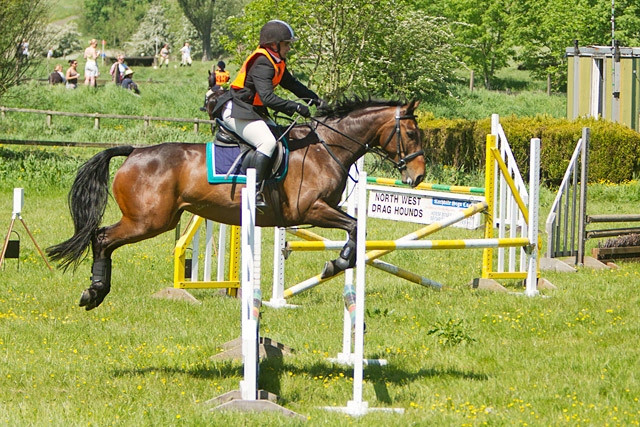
[376,100,425,187]
[206,87,228,134]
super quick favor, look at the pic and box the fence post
[194,118,199,133]
[1,106,5,119]
[144,116,149,129]
[93,114,100,130]
[46,114,52,128]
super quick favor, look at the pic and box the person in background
[109,55,128,84]
[84,39,100,87]
[200,60,230,112]
[21,39,29,58]
[179,42,192,66]
[65,60,79,89]
[212,20,324,208]
[157,44,170,68]
[49,64,65,85]
[120,69,140,95]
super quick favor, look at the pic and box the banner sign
[366,185,484,229]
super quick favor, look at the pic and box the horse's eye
[406,129,416,138]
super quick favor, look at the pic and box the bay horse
[46,98,426,310]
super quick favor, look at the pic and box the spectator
[65,60,79,89]
[109,55,128,84]
[179,42,192,67]
[84,39,100,87]
[49,64,66,85]
[47,48,54,61]
[21,39,29,58]
[120,69,140,95]
[157,44,170,68]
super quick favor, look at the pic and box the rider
[213,20,324,208]
[200,60,230,112]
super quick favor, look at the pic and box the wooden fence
[0,106,216,134]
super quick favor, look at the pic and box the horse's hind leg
[79,214,181,311]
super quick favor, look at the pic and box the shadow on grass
[112,355,488,407]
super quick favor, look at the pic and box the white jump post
[525,138,540,296]
[325,171,403,416]
[208,170,302,418]
[240,171,258,401]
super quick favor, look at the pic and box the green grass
[1,60,637,426]
[1,145,640,425]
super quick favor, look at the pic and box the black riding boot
[253,152,272,208]
[199,95,207,112]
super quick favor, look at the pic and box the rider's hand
[311,98,327,108]
[312,98,329,114]
[296,103,311,118]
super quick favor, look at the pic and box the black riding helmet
[217,60,225,69]
[259,20,299,46]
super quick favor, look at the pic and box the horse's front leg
[321,225,357,279]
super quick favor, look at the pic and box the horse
[205,86,227,134]
[46,97,426,311]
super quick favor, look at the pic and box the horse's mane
[318,95,407,119]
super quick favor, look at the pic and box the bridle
[369,105,424,172]
[309,105,424,177]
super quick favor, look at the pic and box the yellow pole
[482,135,496,278]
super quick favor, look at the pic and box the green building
[566,42,640,132]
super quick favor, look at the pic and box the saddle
[213,119,287,181]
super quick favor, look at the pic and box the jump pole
[284,226,444,291]
[282,200,488,298]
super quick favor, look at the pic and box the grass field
[1,144,640,425]
[0,59,638,425]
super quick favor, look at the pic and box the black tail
[46,145,135,270]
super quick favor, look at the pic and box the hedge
[418,114,640,185]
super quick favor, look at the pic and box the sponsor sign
[366,185,484,229]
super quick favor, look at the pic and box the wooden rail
[0,139,126,148]
[0,106,215,134]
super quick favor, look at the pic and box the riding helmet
[259,20,299,46]
[217,60,225,69]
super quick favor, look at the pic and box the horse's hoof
[321,260,338,279]
[321,256,354,279]
[79,289,98,311]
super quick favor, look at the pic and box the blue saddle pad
[206,142,289,185]
[206,142,246,184]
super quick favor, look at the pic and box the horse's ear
[208,70,212,76]
[405,99,420,114]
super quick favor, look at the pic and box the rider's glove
[311,98,329,114]
[296,103,311,118]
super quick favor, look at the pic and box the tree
[225,0,459,100]
[45,22,83,58]
[126,4,173,56]
[363,12,459,99]
[509,0,611,92]
[176,0,216,61]
[82,0,153,47]
[0,0,49,99]
[439,0,513,90]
